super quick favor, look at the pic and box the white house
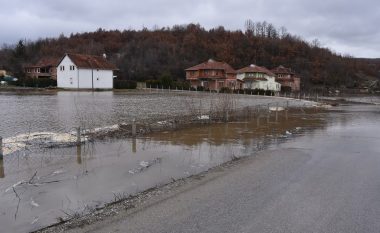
[57,53,117,89]
[237,64,281,92]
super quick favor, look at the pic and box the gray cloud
[0,0,379,57]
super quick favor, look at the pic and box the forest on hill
[0,20,379,91]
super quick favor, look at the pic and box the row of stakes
[147,85,320,101]
[0,103,290,158]
[75,118,138,145]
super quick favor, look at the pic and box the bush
[171,81,191,90]
[114,80,137,89]
[219,87,232,93]
[159,72,173,88]
[196,86,205,91]
[265,90,274,96]
[146,79,161,88]
[243,88,254,95]
[17,78,57,88]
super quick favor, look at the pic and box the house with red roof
[24,57,60,80]
[57,53,117,89]
[271,65,300,92]
[236,64,281,92]
[185,59,237,91]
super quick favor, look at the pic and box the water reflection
[132,138,137,153]
[0,91,315,138]
[76,145,82,164]
[0,157,4,178]
[0,111,329,233]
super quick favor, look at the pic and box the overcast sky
[1,0,379,58]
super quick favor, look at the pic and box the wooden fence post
[0,136,3,160]
[76,127,81,145]
[0,136,3,178]
[132,119,137,137]
[275,103,279,122]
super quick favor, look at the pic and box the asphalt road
[72,105,380,233]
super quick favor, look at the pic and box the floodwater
[0,92,378,233]
[0,107,327,233]
[0,91,314,138]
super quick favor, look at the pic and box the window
[60,66,65,71]
[69,65,75,70]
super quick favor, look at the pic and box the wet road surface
[73,104,380,233]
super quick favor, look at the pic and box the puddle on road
[0,111,327,233]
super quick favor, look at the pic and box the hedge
[114,80,137,89]
[17,78,57,88]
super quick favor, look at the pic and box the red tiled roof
[237,64,275,76]
[271,65,295,75]
[185,59,236,74]
[63,53,117,70]
[37,57,60,67]
[24,57,60,68]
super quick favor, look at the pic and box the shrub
[243,88,254,95]
[146,79,161,88]
[114,80,137,89]
[219,87,232,93]
[196,86,205,91]
[17,78,57,88]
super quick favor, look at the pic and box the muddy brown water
[0,91,314,138]
[1,97,378,233]
[0,107,328,233]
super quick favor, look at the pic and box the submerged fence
[0,96,323,180]
[0,91,319,160]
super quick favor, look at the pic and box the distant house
[185,59,237,91]
[24,58,60,80]
[271,65,300,92]
[0,70,6,77]
[57,53,117,89]
[237,64,281,92]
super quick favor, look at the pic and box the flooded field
[0,107,327,233]
[322,95,380,105]
[0,91,314,139]
[1,91,378,233]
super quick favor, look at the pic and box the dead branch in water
[12,186,21,220]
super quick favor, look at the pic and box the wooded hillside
[0,21,379,90]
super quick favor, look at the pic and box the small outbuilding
[57,53,117,89]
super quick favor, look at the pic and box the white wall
[57,56,78,88]
[237,73,245,81]
[57,55,114,89]
[241,74,281,91]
